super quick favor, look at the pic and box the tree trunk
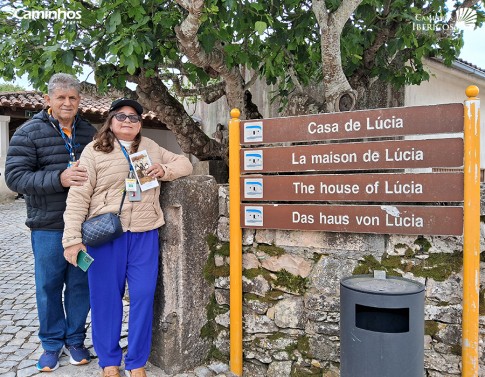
[136,74,227,161]
[313,0,361,112]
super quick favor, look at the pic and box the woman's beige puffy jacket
[62,136,193,248]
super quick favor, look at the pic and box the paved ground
[0,200,235,377]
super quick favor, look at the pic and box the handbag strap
[117,189,127,216]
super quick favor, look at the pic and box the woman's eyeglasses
[114,113,141,123]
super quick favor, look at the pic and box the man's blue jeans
[31,230,90,351]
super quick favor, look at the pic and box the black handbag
[81,190,126,247]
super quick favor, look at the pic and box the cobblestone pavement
[0,201,236,377]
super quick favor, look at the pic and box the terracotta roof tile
[0,91,45,110]
[0,90,162,124]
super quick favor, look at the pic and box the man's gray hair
[47,73,81,96]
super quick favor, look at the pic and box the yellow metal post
[462,85,481,377]
[228,108,243,376]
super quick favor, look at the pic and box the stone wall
[208,185,485,377]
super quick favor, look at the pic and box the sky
[2,18,484,91]
[459,26,485,67]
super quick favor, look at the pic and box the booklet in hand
[129,150,159,191]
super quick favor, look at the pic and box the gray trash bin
[340,274,425,377]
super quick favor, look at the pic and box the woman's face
[110,106,141,141]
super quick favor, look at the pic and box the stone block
[426,277,462,305]
[261,254,312,278]
[274,297,305,329]
[150,175,218,374]
[242,275,270,297]
[267,361,292,377]
[243,313,278,333]
[218,185,229,217]
[310,256,358,294]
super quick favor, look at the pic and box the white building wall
[184,72,280,143]
[142,128,182,154]
[0,115,14,201]
[405,58,485,169]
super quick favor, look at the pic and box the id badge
[67,160,77,168]
[126,178,137,192]
[129,184,142,202]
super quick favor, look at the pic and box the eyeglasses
[114,113,141,123]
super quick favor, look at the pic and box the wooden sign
[241,172,463,202]
[241,103,463,144]
[241,204,463,236]
[241,138,463,173]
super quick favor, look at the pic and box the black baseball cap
[109,98,143,115]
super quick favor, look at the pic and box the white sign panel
[244,206,264,226]
[244,178,263,198]
[243,121,263,143]
[244,150,263,170]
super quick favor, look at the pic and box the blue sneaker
[36,349,63,372]
[64,344,91,365]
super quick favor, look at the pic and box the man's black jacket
[5,110,96,230]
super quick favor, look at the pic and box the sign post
[228,94,480,375]
[462,86,481,377]
[228,109,243,376]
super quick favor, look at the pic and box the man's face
[44,88,81,126]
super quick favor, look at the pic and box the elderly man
[5,73,96,372]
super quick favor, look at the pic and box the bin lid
[340,275,425,295]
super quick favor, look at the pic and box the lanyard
[117,139,141,200]
[59,126,78,162]
[48,116,79,162]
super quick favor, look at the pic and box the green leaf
[62,51,74,67]
[108,11,122,33]
[255,21,267,35]
[43,45,59,52]
[250,3,264,11]
[200,33,217,52]
[125,55,138,75]
[123,40,134,56]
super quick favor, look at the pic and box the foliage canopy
[0,0,483,159]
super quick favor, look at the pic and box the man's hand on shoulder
[60,160,88,187]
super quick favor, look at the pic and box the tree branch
[285,49,305,93]
[79,81,131,99]
[313,0,361,111]
[243,70,260,91]
[332,0,364,32]
[349,7,400,88]
[171,77,226,103]
[135,71,227,161]
[312,0,328,30]
[174,0,259,118]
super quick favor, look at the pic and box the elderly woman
[62,98,193,377]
